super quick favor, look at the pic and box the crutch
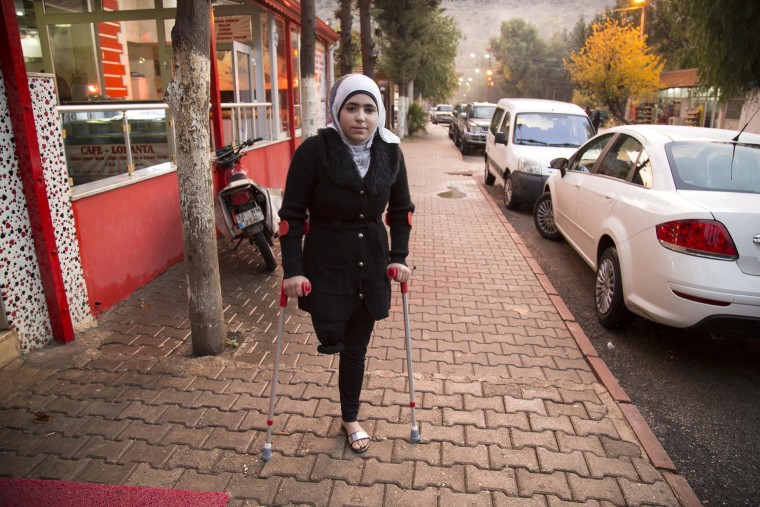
[387,266,420,443]
[262,281,311,461]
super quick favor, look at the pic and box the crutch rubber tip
[262,444,273,461]
[410,426,421,443]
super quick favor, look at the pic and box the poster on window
[214,16,252,44]
[65,142,171,184]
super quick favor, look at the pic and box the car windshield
[471,106,495,119]
[513,113,594,147]
[437,105,453,112]
[667,142,760,194]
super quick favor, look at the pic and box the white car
[431,104,454,124]
[485,98,595,210]
[532,125,760,333]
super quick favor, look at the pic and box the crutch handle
[279,281,312,307]
[386,266,408,294]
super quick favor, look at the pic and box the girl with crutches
[278,74,415,454]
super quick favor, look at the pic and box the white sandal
[343,428,370,454]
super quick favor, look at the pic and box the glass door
[217,41,256,144]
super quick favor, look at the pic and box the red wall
[72,142,296,315]
[239,139,293,189]
[72,172,184,314]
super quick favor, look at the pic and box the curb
[476,180,702,507]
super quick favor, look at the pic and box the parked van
[485,98,595,209]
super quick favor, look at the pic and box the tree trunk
[300,0,318,137]
[397,80,409,138]
[165,0,226,356]
[338,0,353,76]
[358,0,375,78]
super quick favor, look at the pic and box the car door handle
[604,193,615,201]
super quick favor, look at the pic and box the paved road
[452,138,760,507]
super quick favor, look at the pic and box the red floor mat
[0,478,229,507]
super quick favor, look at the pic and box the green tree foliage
[488,18,573,101]
[413,13,461,102]
[568,16,592,54]
[680,0,760,97]
[375,0,446,87]
[639,0,692,70]
[565,18,664,124]
[374,0,461,136]
[333,31,361,77]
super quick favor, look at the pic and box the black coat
[279,128,415,321]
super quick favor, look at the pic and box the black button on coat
[279,128,415,321]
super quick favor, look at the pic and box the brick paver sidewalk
[0,126,698,506]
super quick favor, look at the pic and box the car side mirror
[550,157,568,177]
[495,132,507,145]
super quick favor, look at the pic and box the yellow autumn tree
[565,19,664,124]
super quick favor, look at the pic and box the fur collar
[317,128,400,194]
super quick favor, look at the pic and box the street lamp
[470,52,491,73]
[634,0,646,36]
[605,0,646,36]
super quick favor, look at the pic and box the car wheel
[533,192,561,241]
[460,138,469,155]
[503,174,520,210]
[484,157,495,186]
[595,246,634,329]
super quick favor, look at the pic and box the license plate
[236,206,264,229]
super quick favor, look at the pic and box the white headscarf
[327,74,400,177]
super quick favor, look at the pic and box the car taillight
[655,219,738,261]
[228,189,252,206]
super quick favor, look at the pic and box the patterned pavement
[0,125,700,506]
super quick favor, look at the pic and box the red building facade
[0,0,338,359]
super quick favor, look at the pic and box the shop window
[725,99,743,120]
[120,20,161,100]
[275,17,288,135]
[43,0,92,14]
[260,13,272,103]
[290,25,301,131]
[48,23,101,102]
[61,108,172,185]
[16,0,44,73]
[162,0,244,5]
[105,0,155,10]
[21,30,45,74]
[163,17,176,68]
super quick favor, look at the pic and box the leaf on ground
[33,412,52,424]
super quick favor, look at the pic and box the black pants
[312,302,375,422]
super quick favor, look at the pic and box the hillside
[316,0,613,60]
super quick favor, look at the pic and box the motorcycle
[213,137,279,271]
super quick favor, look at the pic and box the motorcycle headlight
[518,158,543,174]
